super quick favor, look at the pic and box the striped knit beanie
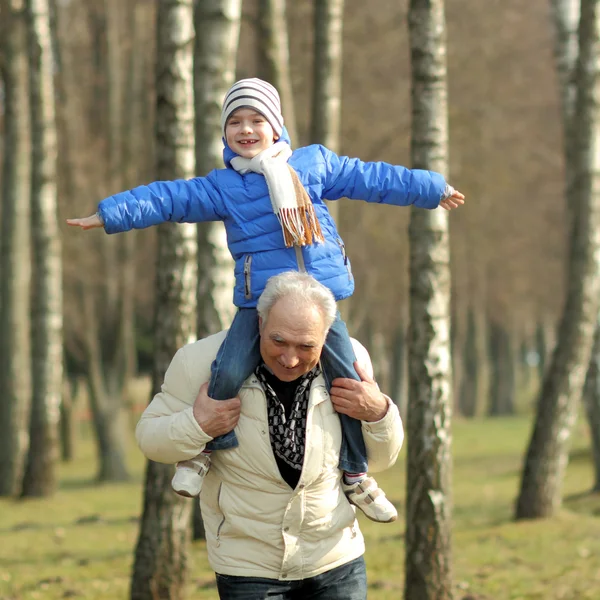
[221,78,284,138]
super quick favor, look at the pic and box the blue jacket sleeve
[97,174,225,234]
[318,145,446,209]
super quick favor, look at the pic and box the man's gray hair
[257,271,337,332]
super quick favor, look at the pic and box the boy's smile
[225,108,279,159]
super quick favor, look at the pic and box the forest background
[58,0,563,416]
[0,0,590,599]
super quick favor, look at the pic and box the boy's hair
[221,78,284,138]
[257,271,337,333]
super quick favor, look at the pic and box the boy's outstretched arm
[66,213,104,230]
[65,176,225,234]
[318,145,465,210]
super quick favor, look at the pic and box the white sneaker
[171,453,211,498]
[343,476,398,523]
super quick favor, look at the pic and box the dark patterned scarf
[255,364,322,471]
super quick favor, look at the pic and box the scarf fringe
[279,206,325,248]
[283,165,325,248]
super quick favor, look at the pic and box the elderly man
[136,271,403,600]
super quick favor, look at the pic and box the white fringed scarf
[230,142,324,248]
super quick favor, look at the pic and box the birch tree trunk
[257,0,298,144]
[192,0,241,543]
[194,0,239,337]
[0,0,33,497]
[405,1,453,598]
[102,0,138,408]
[516,0,600,520]
[583,318,600,491]
[81,284,130,483]
[551,0,580,130]
[458,308,479,417]
[131,1,197,597]
[21,0,63,497]
[487,321,516,416]
[310,0,344,152]
[310,0,344,222]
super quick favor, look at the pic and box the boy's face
[225,108,279,158]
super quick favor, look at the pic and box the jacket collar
[242,369,329,408]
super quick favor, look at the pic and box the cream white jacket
[136,331,404,581]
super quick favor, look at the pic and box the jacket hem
[210,543,366,581]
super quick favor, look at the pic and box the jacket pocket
[243,255,252,300]
[336,238,352,280]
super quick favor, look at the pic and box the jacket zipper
[336,238,351,279]
[243,255,252,299]
[294,245,306,273]
[216,483,226,546]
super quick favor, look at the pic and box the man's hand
[66,214,104,230]
[192,382,241,438]
[330,362,388,423]
[440,189,465,211]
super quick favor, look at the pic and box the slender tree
[583,319,600,491]
[516,0,600,520]
[551,0,580,129]
[0,0,33,497]
[257,0,298,144]
[53,0,132,484]
[21,0,62,497]
[192,0,241,542]
[405,0,453,598]
[553,0,600,497]
[310,0,344,151]
[194,0,239,337]
[487,320,516,416]
[310,0,344,222]
[130,0,197,597]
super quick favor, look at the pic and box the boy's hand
[66,213,104,230]
[440,189,465,211]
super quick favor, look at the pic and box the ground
[1,415,599,600]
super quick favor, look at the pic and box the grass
[1,415,600,600]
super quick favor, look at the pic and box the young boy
[68,78,464,523]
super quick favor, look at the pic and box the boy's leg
[321,312,397,523]
[320,312,368,474]
[205,308,261,451]
[172,308,261,497]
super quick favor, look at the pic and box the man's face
[259,296,327,382]
[225,108,278,158]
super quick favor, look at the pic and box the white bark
[310,0,344,153]
[258,0,298,145]
[550,0,581,127]
[194,0,240,333]
[405,0,453,598]
[131,0,196,597]
[21,0,63,497]
[516,0,600,520]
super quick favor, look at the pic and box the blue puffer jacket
[98,128,447,308]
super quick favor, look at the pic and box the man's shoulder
[349,337,374,380]
[179,330,228,363]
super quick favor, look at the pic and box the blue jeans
[206,309,368,473]
[215,555,367,600]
